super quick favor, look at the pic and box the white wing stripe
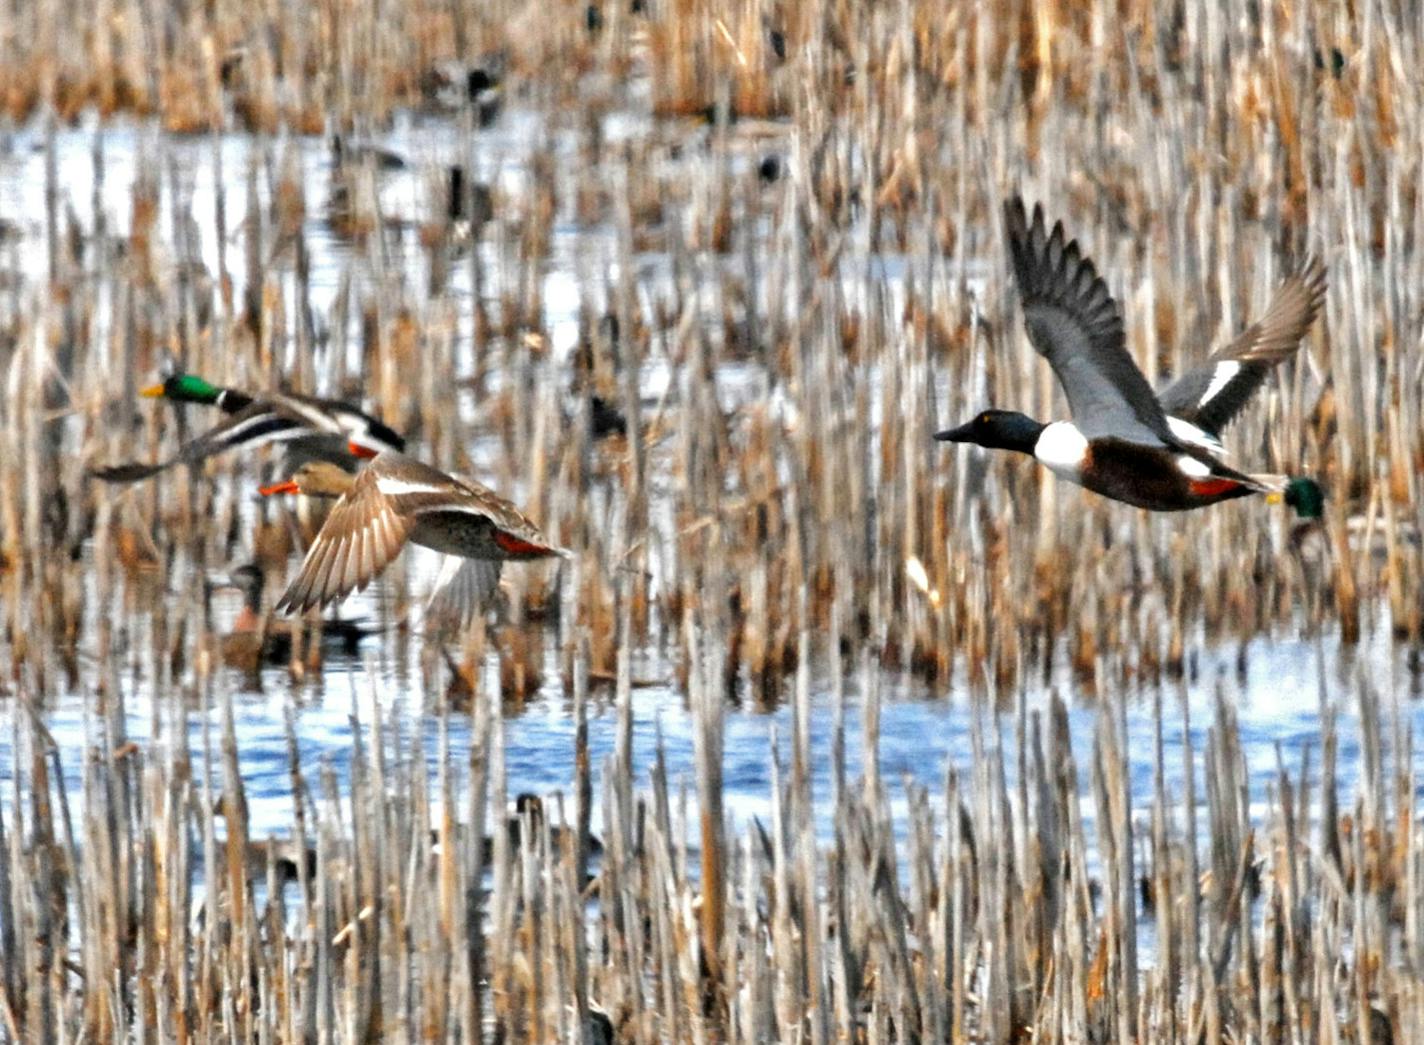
[276,395,345,433]
[376,476,452,497]
[216,414,304,445]
[1198,361,1241,408]
[1166,415,1225,456]
[1175,454,1211,478]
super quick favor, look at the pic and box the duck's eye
[980,413,990,424]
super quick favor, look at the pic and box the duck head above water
[1272,476,1325,520]
[935,410,1047,455]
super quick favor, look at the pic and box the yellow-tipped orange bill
[139,383,166,398]
[259,479,300,497]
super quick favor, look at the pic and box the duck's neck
[980,413,1048,455]
[215,388,254,414]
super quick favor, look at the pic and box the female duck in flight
[936,198,1326,512]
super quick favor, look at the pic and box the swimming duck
[475,793,604,864]
[329,134,407,173]
[212,562,376,672]
[419,59,503,125]
[92,376,405,482]
[936,198,1327,513]
[261,449,565,620]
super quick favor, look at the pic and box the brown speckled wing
[275,466,414,613]
[448,477,560,555]
[386,463,560,558]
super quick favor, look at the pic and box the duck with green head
[92,374,407,483]
[1273,477,1325,520]
[141,373,254,414]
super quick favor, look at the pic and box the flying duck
[91,375,406,482]
[260,448,565,619]
[936,198,1327,512]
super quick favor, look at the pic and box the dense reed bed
[0,0,1420,1039]
[0,0,1419,698]
[4,650,1421,1040]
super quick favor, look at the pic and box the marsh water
[16,609,1424,846]
[1,112,1420,852]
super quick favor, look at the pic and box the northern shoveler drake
[936,198,1327,513]
[260,447,565,619]
[92,375,405,482]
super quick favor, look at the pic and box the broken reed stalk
[2,5,1419,702]
[0,0,1419,1039]
[11,654,1421,1040]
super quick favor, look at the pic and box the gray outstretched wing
[426,557,503,628]
[1005,198,1172,446]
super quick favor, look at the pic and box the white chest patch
[1199,361,1241,407]
[1034,421,1089,481]
[377,476,448,497]
[1175,454,1212,479]
[1167,415,1225,456]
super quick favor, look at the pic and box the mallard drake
[936,199,1327,513]
[260,450,565,619]
[1275,478,1424,567]
[141,372,252,412]
[1276,477,1325,520]
[92,376,405,482]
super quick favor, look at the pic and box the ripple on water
[6,615,1417,867]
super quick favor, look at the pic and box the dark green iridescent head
[1282,477,1325,520]
[142,373,222,404]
